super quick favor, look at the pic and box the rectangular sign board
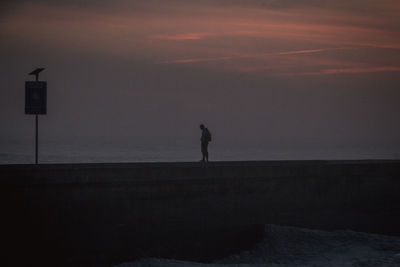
[25,81,47,114]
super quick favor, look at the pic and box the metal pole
[35,73,39,165]
[35,114,38,164]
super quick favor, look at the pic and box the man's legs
[205,143,209,162]
[201,142,209,162]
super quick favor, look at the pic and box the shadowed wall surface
[1,160,399,266]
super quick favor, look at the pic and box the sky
[1,0,400,157]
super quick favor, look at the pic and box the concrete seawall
[1,160,399,266]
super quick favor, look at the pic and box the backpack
[205,128,212,142]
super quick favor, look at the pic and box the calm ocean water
[1,136,399,164]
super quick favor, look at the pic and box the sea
[115,224,400,267]
[2,137,400,266]
[1,136,399,164]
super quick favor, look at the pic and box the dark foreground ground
[1,160,399,266]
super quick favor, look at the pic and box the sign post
[25,68,46,164]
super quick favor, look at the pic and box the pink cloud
[159,47,354,64]
[160,56,234,64]
[151,33,211,40]
[280,66,400,76]
[349,42,400,50]
[272,47,352,56]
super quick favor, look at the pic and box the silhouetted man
[200,124,211,162]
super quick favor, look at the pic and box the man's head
[200,124,205,130]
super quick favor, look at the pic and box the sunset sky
[1,0,400,156]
